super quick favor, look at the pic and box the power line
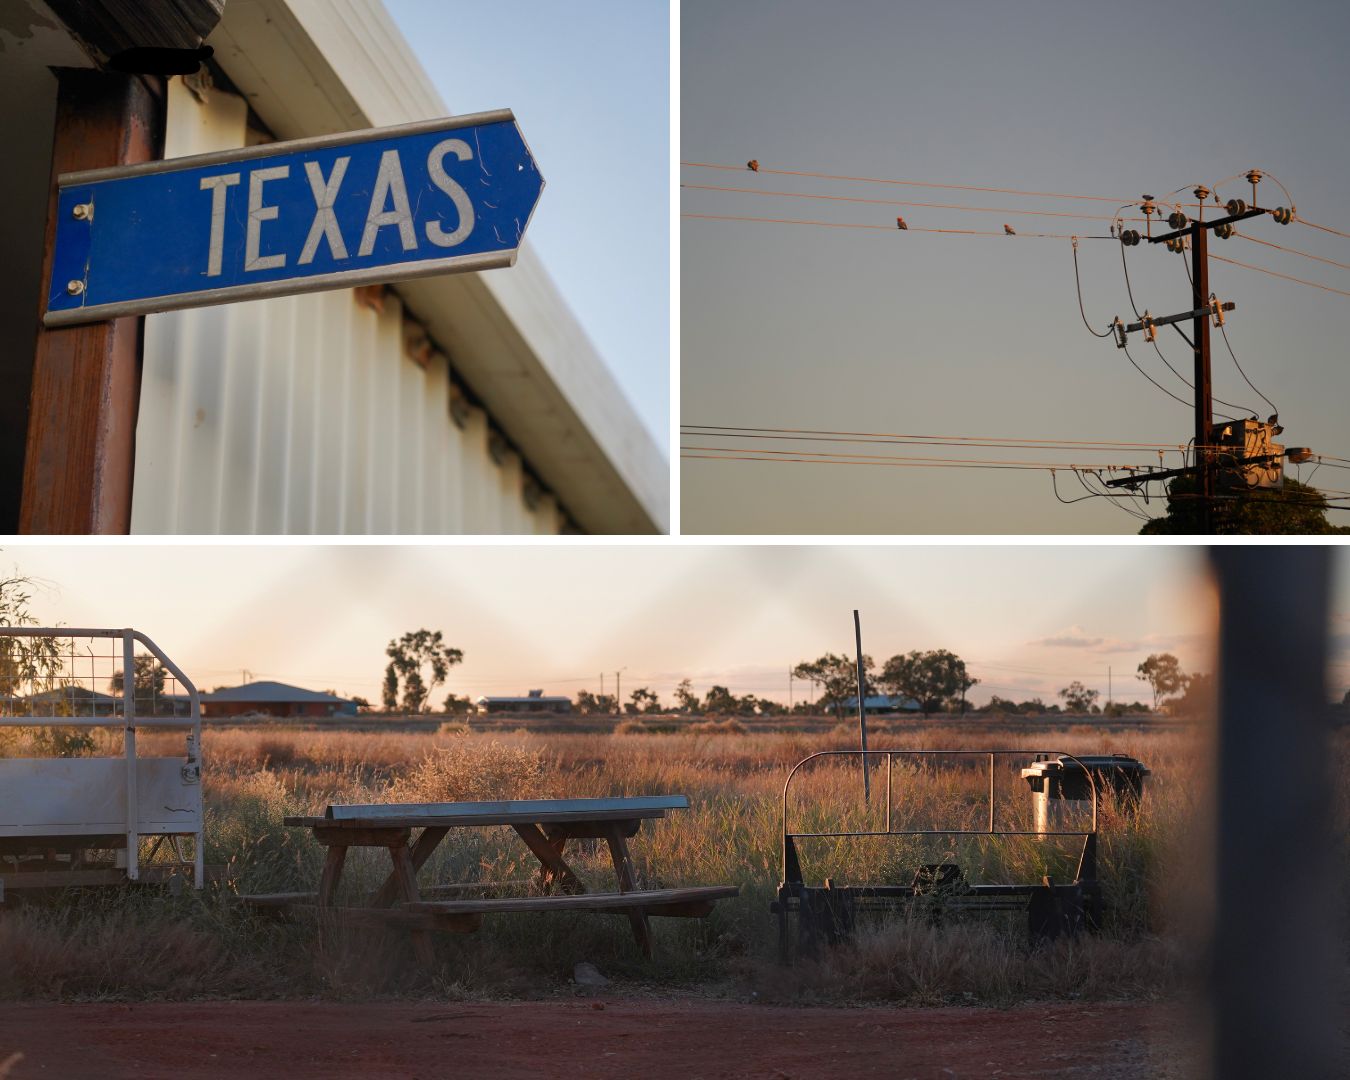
[1210,253,1350,299]
[682,211,1112,240]
[681,160,1133,203]
[1119,341,1193,409]
[681,431,1185,457]
[682,423,1191,450]
[1072,239,1112,337]
[1296,215,1350,241]
[682,182,1152,223]
[1234,231,1350,273]
[1217,322,1279,418]
[682,446,1157,471]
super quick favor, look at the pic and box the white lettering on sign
[299,157,351,264]
[199,142,484,276]
[425,139,475,248]
[359,150,416,257]
[199,172,241,277]
[245,165,290,272]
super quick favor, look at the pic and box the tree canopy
[792,652,874,721]
[1058,680,1099,713]
[1136,653,1184,711]
[1139,475,1349,535]
[382,629,463,713]
[878,649,978,717]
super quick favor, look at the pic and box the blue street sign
[44,109,544,326]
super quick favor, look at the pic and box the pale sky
[6,545,1345,708]
[385,0,669,450]
[682,0,1350,533]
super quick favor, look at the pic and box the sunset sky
[4,545,1345,708]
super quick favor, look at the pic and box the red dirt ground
[0,998,1192,1079]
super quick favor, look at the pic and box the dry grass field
[1,719,1345,1009]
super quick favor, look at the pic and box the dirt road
[0,998,1191,1079]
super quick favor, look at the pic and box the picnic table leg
[602,823,652,959]
[318,844,348,906]
[388,842,435,968]
[513,823,585,895]
[370,826,449,908]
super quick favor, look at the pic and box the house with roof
[840,694,923,715]
[474,689,572,715]
[201,681,356,719]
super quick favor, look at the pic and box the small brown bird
[1004,223,1016,235]
[896,216,908,230]
[747,159,760,172]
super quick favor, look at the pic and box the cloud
[1031,625,1104,649]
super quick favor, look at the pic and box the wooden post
[20,70,162,534]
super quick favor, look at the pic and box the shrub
[387,732,545,802]
[687,718,747,736]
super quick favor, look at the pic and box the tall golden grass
[1,723,1343,1004]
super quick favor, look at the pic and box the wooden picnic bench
[244,796,737,964]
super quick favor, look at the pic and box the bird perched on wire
[747,159,759,172]
[1004,223,1016,236]
[896,216,908,230]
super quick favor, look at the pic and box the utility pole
[615,668,626,716]
[1105,176,1297,532]
[788,667,794,710]
[1108,666,1113,708]
[1192,212,1214,534]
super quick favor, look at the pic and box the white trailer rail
[0,628,203,891]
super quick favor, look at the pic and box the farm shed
[201,680,355,719]
[474,690,572,715]
[0,0,665,535]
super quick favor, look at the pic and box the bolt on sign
[44,109,543,326]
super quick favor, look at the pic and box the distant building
[840,694,922,714]
[474,689,572,715]
[19,686,118,716]
[201,681,356,718]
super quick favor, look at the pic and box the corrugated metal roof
[202,681,350,704]
[842,695,922,710]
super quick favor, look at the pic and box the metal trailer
[772,750,1105,960]
[0,627,204,897]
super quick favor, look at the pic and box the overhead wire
[680,448,1155,472]
[681,423,1191,451]
[1217,322,1278,418]
[1118,342,1193,410]
[681,160,1132,203]
[1295,215,1350,241]
[1209,253,1350,298]
[1072,239,1112,337]
[1233,231,1350,273]
[682,182,1150,223]
[680,212,1112,240]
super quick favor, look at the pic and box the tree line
[367,629,1227,718]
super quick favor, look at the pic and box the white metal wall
[130,78,565,535]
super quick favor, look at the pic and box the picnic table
[244,796,738,963]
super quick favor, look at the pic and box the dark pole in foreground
[1192,226,1213,534]
[853,609,870,803]
[1207,547,1340,1077]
